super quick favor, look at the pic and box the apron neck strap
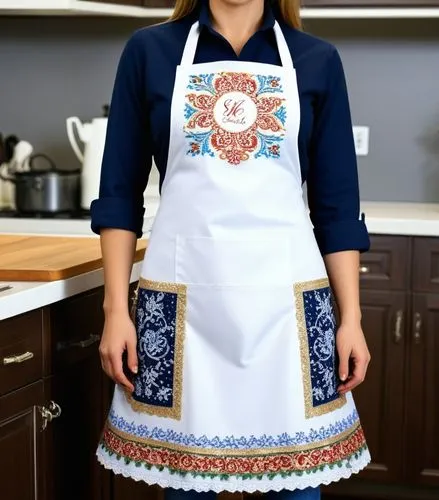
[180,21,201,67]
[273,21,295,70]
[180,20,295,70]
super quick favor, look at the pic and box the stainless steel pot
[15,170,80,213]
[0,153,80,214]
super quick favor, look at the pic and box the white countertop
[0,194,160,237]
[0,261,142,321]
[1,201,438,322]
[1,201,438,238]
[361,201,439,236]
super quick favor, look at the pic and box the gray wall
[0,16,438,201]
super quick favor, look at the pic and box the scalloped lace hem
[96,448,371,493]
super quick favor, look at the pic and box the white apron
[97,21,370,493]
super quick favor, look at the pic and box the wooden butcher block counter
[0,235,147,282]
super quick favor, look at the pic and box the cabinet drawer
[50,287,104,373]
[360,235,410,290]
[412,237,439,293]
[0,309,43,396]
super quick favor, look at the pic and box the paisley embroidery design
[125,279,187,420]
[184,72,286,165]
[294,279,346,418]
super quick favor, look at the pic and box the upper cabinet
[0,0,173,16]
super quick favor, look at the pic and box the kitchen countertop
[0,194,160,237]
[361,202,439,236]
[1,201,438,322]
[1,201,438,237]
[0,260,142,321]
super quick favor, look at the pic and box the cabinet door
[0,381,46,500]
[406,294,439,487]
[46,352,109,500]
[412,237,439,294]
[352,290,407,482]
[47,287,110,500]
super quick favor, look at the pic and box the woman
[91,0,371,498]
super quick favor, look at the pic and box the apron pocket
[187,284,293,369]
[125,278,187,420]
[294,278,346,419]
[175,235,292,286]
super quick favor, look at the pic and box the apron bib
[97,21,370,493]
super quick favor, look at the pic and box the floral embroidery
[125,279,187,420]
[184,72,286,165]
[294,279,347,418]
[108,407,360,449]
[99,423,367,480]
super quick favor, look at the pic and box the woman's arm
[324,251,370,394]
[307,46,371,394]
[99,229,137,392]
[91,31,152,391]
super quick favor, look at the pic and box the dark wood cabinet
[406,293,439,487]
[0,381,47,500]
[355,289,407,483]
[46,349,108,500]
[0,287,110,500]
[46,287,111,500]
[325,236,439,500]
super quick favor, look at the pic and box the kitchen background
[0,15,439,204]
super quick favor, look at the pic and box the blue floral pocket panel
[294,278,346,419]
[125,279,187,420]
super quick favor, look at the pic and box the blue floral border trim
[108,407,359,450]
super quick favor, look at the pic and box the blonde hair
[170,0,302,29]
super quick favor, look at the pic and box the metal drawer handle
[360,265,370,274]
[38,400,62,431]
[3,351,34,365]
[57,334,100,351]
[393,310,403,344]
[38,406,53,431]
[414,312,422,344]
[48,400,62,419]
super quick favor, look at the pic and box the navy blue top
[91,0,370,255]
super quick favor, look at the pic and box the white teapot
[66,106,108,210]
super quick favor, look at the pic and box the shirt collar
[198,0,276,33]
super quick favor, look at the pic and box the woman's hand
[337,322,371,395]
[99,311,138,392]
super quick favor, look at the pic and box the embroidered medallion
[184,72,286,165]
[125,278,187,420]
[294,278,346,418]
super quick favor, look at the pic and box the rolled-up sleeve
[91,31,152,238]
[307,47,369,255]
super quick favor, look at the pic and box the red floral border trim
[100,424,367,478]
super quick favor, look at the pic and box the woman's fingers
[126,336,138,375]
[99,346,113,378]
[111,351,135,392]
[338,345,350,383]
[338,355,370,394]
[99,345,134,392]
